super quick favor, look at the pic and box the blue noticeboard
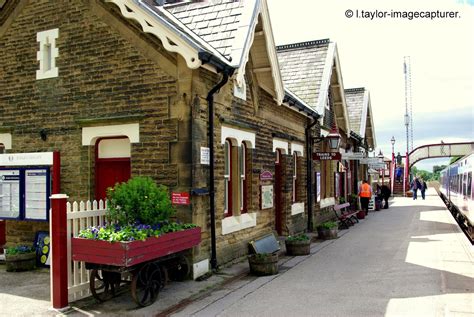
[0,167,50,221]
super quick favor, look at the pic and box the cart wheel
[89,269,121,302]
[159,265,169,289]
[169,255,190,281]
[131,262,162,307]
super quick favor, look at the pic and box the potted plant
[5,245,36,272]
[285,234,310,256]
[248,253,279,276]
[72,177,201,267]
[348,194,359,211]
[317,221,338,240]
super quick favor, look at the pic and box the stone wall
[190,68,312,265]
[0,1,180,245]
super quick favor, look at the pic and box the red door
[0,221,5,254]
[95,137,131,201]
[95,159,131,200]
[275,150,283,235]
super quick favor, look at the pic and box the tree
[432,165,447,181]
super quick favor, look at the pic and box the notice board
[0,168,50,221]
[0,169,21,219]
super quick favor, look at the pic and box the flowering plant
[5,245,35,255]
[78,177,197,242]
[78,222,197,242]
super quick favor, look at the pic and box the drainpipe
[306,117,319,231]
[199,52,234,271]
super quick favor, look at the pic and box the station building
[0,0,376,275]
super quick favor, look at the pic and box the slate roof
[345,88,365,136]
[276,39,330,110]
[164,0,250,60]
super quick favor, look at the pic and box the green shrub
[318,221,338,230]
[286,233,310,242]
[107,176,175,226]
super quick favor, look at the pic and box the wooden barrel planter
[248,253,279,276]
[317,227,338,240]
[285,240,310,256]
[5,252,36,272]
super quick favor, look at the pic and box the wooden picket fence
[66,200,108,302]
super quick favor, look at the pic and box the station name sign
[312,152,341,161]
[0,152,53,166]
[341,152,365,160]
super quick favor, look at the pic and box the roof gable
[276,39,329,110]
[165,0,283,103]
[345,88,376,149]
[165,0,250,62]
[277,39,349,132]
[107,0,283,103]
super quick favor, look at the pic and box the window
[467,172,472,199]
[224,139,250,216]
[36,29,59,80]
[224,139,232,215]
[240,142,248,213]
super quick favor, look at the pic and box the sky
[267,0,474,171]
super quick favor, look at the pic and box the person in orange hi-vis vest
[358,180,372,216]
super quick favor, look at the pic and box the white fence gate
[66,200,107,302]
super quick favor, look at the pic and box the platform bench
[334,202,358,229]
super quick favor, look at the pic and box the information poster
[0,170,21,219]
[34,231,50,267]
[316,172,321,203]
[261,185,273,209]
[25,169,49,220]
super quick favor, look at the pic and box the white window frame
[293,152,297,203]
[224,139,231,215]
[239,142,248,213]
[36,29,59,80]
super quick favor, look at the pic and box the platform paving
[0,188,472,316]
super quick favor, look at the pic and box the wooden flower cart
[72,227,201,307]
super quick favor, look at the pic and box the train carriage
[439,153,474,241]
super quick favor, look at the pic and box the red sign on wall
[171,192,190,205]
[312,152,341,161]
[259,170,273,181]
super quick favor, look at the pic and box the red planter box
[72,227,201,267]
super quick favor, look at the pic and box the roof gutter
[283,92,320,120]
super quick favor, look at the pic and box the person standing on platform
[411,177,421,200]
[359,180,372,215]
[381,184,391,209]
[396,166,402,183]
[420,179,427,200]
